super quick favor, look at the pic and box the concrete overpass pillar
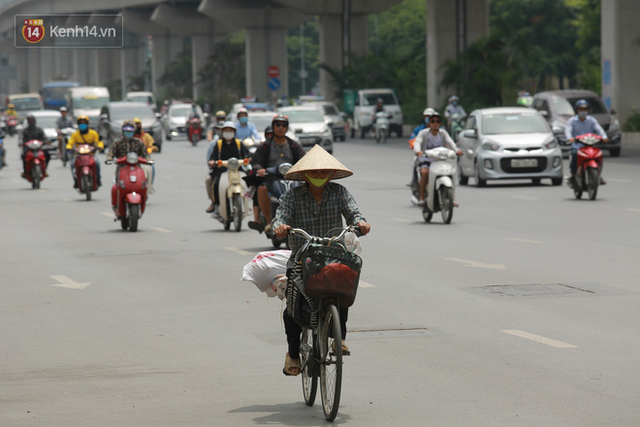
[601,0,640,125]
[426,0,489,109]
[120,29,145,99]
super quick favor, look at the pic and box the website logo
[22,19,45,44]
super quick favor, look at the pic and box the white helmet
[222,121,236,130]
[423,107,435,117]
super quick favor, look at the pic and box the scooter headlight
[126,152,139,164]
[78,145,92,154]
[227,158,240,171]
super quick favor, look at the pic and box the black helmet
[272,114,289,127]
[26,114,35,121]
[264,125,273,134]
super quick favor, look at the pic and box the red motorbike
[108,152,153,232]
[187,117,203,146]
[74,143,99,201]
[572,133,603,200]
[23,139,47,189]
[6,115,17,136]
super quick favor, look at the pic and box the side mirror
[16,124,23,132]
[539,110,550,118]
[610,108,617,115]
[461,129,477,139]
[155,113,161,119]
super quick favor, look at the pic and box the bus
[41,80,81,110]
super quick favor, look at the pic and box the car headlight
[609,118,620,133]
[481,141,501,151]
[322,126,331,136]
[545,139,558,149]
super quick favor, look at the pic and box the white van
[125,91,157,112]
[67,86,110,129]
[353,88,403,138]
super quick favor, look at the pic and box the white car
[162,103,203,139]
[457,107,563,186]
[279,106,333,153]
[125,91,157,111]
[353,88,403,138]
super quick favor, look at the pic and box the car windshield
[364,93,397,106]
[171,107,192,117]
[42,87,69,101]
[482,113,549,135]
[127,96,153,104]
[73,96,109,109]
[28,116,58,128]
[282,110,323,123]
[555,97,608,115]
[12,97,42,110]
[110,105,155,121]
[322,105,340,115]
[250,115,275,131]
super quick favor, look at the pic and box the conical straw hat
[284,145,353,181]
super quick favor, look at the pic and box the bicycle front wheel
[320,304,342,421]
[300,328,318,406]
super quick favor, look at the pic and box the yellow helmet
[77,115,89,123]
[7,103,14,108]
[215,110,226,118]
[133,117,142,124]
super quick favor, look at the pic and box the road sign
[267,65,280,78]
[268,77,281,91]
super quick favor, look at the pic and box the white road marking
[152,227,173,233]
[360,281,376,288]
[100,212,113,218]
[13,179,21,184]
[627,208,640,213]
[501,330,578,349]
[62,198,72,202]
[444,257,506,270]
[512,195,539,201]
[50,275,92,290]
[505,237,544,244]
[390,218,412,223]
[224,247,253,256]
[609,178,631,183]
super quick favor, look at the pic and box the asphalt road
[2,132,640,426]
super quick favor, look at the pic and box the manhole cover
[476,283,596,297]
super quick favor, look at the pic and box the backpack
[217,138,242,160]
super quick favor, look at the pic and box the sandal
[282,353,301,376]
[332,340,351,356]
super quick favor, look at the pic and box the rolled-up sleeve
[339,186,366,226]
[272,188,295,229]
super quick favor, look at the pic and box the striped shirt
[272,182,367,255]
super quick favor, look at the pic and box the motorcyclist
[21,115,50,178]
[264,125,274,140]
[188,102,201,120]
[249,114,306,234]
[207,110,227,142]
[207,121,250,219]
[565,99,608,186]
[66,115,104,187]
[444,95,466,132]
[56,106,74,158]
[205,121,226,213]
[272,145,371,375]
[133,117,157,153]
[409,108,435,150]
[413,112,462,206]
[6,103,17,118]
[235,108,261,141]
[160,100,170,115]
[245,124,276,229]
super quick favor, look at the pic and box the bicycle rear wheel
[300,328,318,406]
[320,304,342,421]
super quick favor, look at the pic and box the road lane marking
[513,195,539,201]
[62,198,72,202]
[501,330,578,349]
[100,212,113,218]
[505,237,544,244]
[50,275,92,290]
[360,281,377,288]
[224,247,253,256]
[152,227,173,233]
[13,179,21,184]
[627,208,640,213]
[390,218,411,223]
[609,178,631,183]
[444,258,506,270]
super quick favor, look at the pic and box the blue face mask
[123,130,134,139]
[239,116,248,125]
[78,123,88,131]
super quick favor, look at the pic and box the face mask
[305,172,331,187]
[239,116,248,125]
[223,131,235,140]
[78,123,88,131]
[123,130,134,139]
[578,111,588,119]
[424,117,430,124]
[452,101,458,106]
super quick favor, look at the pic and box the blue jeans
[569,142,584,175]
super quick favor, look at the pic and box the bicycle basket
[299,244,363,307]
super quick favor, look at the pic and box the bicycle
[288,226,363,422]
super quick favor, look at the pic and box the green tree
[570,0,601,93]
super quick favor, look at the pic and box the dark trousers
[210,170,223,205]
[22,150,50,172]
[284,307,348,359]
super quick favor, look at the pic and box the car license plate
[511,159,538,168]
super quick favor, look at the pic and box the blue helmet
[575,99,589,110]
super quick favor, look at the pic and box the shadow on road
[228,402,352,426]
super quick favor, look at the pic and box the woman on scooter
[67,115,104,187]
[413,112,462,206]
[207,121,250,219]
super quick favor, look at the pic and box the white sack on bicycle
[241,250,292,296]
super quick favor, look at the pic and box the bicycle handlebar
[289,225,360,245]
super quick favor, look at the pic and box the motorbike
[6,115,17,136]
[410,147,458,224]
[73,143,99,201]
[449,112,466,142]
[373,111,391,144]
[213,157,250,232]
[259,162,299,248]
[0,133,4,172]
[107,152,153,232]
[23,139,48,189]
[571,133,603,200]
[59,127,74,167]
[187,117,203,146]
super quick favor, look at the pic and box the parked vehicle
[8,93,43,121]
[17,110,60,158]
[22,139,47,189]
[41,81,80,110]
[187,116,203,146]
[213,157,250,232]
[532,89,622,157]
[373,111,391,144]
[457,107,563,187]
[570,133,603,200]
[125,91,157,111]
[352,88,403,138]
[107,152,152,232]
[73,144,99,201]
[278,106,333,153]
[161,102,202,140]
[67,86,110,130]
[99,102,162,149]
